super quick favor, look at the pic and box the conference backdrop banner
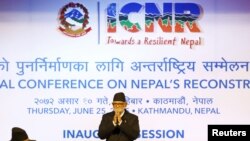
[1,0,250,140]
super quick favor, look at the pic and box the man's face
[112,101,127,113]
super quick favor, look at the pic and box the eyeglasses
[112,102,125,106]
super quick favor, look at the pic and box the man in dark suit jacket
[98,92,140,141]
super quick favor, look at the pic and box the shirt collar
[120,110,125,117]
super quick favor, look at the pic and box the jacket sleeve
[98,114,116,139]
[119,114,140,140]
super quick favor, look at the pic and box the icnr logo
[107,3,202,33]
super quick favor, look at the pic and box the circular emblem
[59,2,91,37]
